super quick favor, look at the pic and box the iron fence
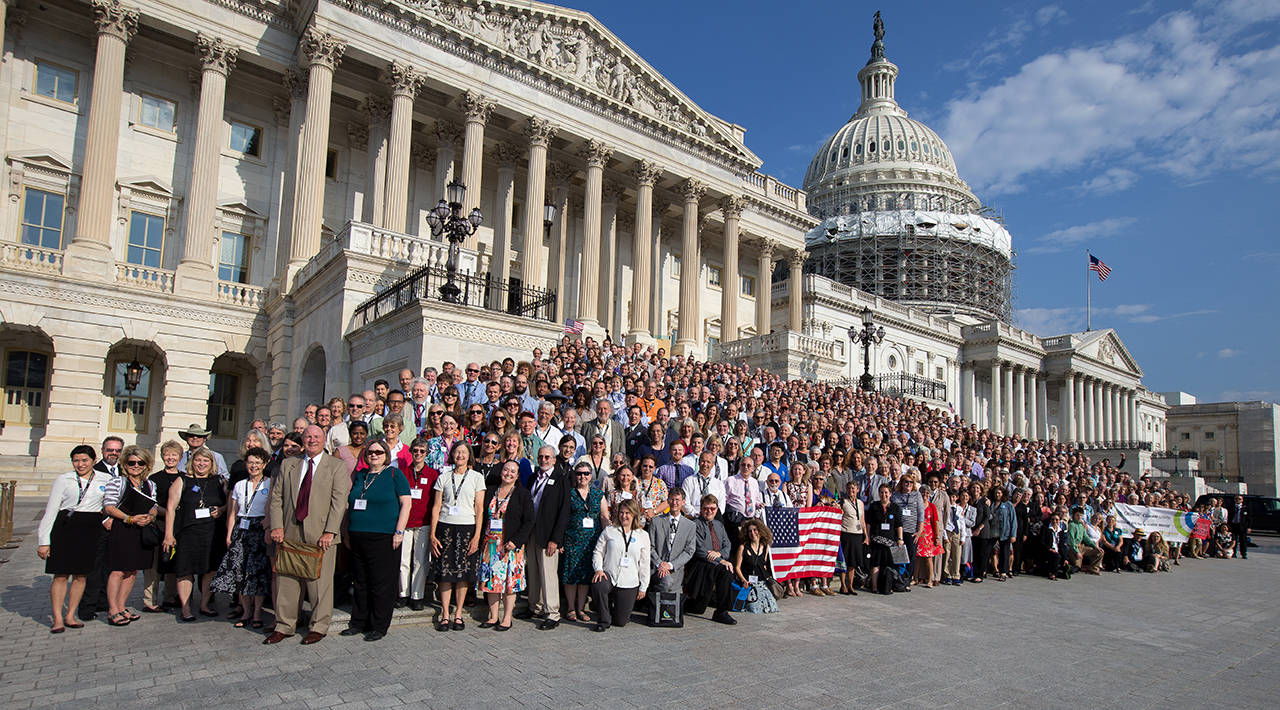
[353,266,556,327]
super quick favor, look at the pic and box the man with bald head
[265,425,350,646]
[458,362,486,409]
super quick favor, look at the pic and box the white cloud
[1025,216,1137,254]
[1074,167,1139,195]
[942,10,1280,195]
[1127,308,1218,323]
[1015,303,1216,334]
[1217,348,1241,358]
[1036,5,1068,26]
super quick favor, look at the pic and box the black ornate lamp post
[426,180,482,303]
[542,202,556,247]
[123,351,144,392]
[848,307,885,391]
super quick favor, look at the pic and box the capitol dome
[800,13,1014,322]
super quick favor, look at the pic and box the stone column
[674,178,705,355]
[755,239,775,337]
[65,0,138,280]
[628,161,661,344]
[990,361,1002,434]
[381,62,423,234]
[1063,373,1076,442]
[273,69,307,283]
[35,330,112,476]
[432,122,462,220]
[285,27,345,290]
[1094,380,1105,443]
[1075,376,1087,443]
[1012,367,1025,437]
[650,201,669,338]
[548,162,574,322]
[1128,392,1138,443]
[175,33,238,297]
[1084,378,1097,444]
[720,196,744,342]
[519,117,555,289]
[961,364,976,422]
[1003,364,1015,436]
[577,140,613,332]
[599,180,623,336]
[359,96,390,226]
[459,90,494,249]
[787,249,805,333]
[1036,374,1049,440]
[488,142,520,310]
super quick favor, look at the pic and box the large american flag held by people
[764,505,842,581]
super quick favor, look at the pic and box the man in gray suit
[648,488,696,594]
[578,399,625,460]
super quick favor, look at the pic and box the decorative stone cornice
[493,141,523,169]
[757,238,776,260]
[580,139,614,169]
[92,0,138,42]
[346,122,369,146]
[195,33,238,76]
[524,116,557,148]
[679,178,706,204]
[362,95,391,124]
[411,143,436,170]
[271,96,290,125]
[282,67,308,100]
[787,249,807,267]
[434,121,463,148]
[721,194,747,218]
[461,90,495,123]
[300,26,346,70]
[385,61,425,97]
[548,161,576,187]
[630,159,663,187]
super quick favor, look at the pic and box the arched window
[111,361,151,433]
[2,350,49,425]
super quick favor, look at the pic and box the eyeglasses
[366,450,386,458]
[466,368,479,373]
[485,439,500,445]
[429,411,443,417]
[537,455,554,460]
[125,460,145,467]
[443,392,457,398]
[575,471,592,476]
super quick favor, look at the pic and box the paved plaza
[1,500,1276,709]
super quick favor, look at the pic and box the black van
[1194,494,1280,534]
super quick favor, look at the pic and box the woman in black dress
[143,440,184,612]
[102,446,160,626]
[864,483,903,594]
[36,445,112,633]
[162,447,227,621]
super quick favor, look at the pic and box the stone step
[0,458,50,498]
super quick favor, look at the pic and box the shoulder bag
[274,539,324,581]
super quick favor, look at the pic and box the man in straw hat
[176,424,228,478]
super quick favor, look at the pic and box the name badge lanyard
[449,471,467,507]
[244,478,265,517]
[621,529,635,563]
[358,468,385,500]
[73,473,93,509]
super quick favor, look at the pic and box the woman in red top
[398,437,437,610]
[914,493,943,588]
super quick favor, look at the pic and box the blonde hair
[160,439,185,457]
[188,446,217,472]
[120,445,153,473]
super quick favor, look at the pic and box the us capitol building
[0,1,1166,492]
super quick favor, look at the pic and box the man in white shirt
[458,362,487,409]
[724,457,763,523]
[534,401,563,450]
[682,452,727,517]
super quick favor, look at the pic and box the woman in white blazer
[589,499,651,632]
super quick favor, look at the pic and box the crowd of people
[36,337,1255,640]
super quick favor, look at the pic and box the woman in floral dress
[477,461,532,631]
[559,463,608,622]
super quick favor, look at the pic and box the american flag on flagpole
[564,319,584,335]
[1089,253,1111,281]
[764,505,842,581]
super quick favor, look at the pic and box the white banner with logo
[1112,503,1197,544]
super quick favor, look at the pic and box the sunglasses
[485,439,500,445]
[443,393,457,398]
[125,460,145,467]
[366,450,387,457]
[538,455,554,460]
[466,368,479,373]
[410,447,428,453]
[429,411,443,417]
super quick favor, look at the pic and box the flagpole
[1085,249,1091,332]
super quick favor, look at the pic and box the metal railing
[0,480,16,547]
[1075,441,1156,452]
[352,264,556,327]
[874,373,948,401]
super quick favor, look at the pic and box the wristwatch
[394,530,406,535]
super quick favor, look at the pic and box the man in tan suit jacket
[264,425,350,645]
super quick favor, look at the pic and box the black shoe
[339,626,364,637]
[363,631,386,642]
[536,619,560,631]
[712,610,737,625]
[514,609,535,620]
[591,623,607,632]
[408,599,426,611]
[394,596,408,609]
[435,622,450,632]
[479,621,495,629]
[76,610,97,622]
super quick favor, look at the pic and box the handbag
[889,543,910,565]
[729,581,756,612]
[273,539,324,581]
[139,522,163,549]
[648,590,683,628]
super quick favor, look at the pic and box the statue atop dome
[869,11,886,64]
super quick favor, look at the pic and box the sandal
[251,620,264,629]
[63,620,85,629]
[126,611,141,621]
[564,611,578,622]
[451,618,465,631]
[109,611,131,626]
[199,608,218,617]
[234,620,249,628]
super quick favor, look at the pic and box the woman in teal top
[342,437,411,642]
[559,462,609,623]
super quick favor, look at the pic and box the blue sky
[566,0,1279,404]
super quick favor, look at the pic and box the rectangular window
[324,149,338,179]
[3,350,49,426]
[110,361,150,433]
[126,211,165,268]
[936,366,945,381]
[35,61,77,104]
[218,231,249,283]
[228,121,262,157]
[206,372,239,438]
[139,94,176,132]
[708,265,722,287]
[1180,432,1191,440]
[741,275,755,297]
[1204,431,1215,440]
[916,361,925,376]
[20,187,65,249]
[671,254,681,278]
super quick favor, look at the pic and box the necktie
[710,521,721,552]
[668,517,678,551]
[295,458,314,523]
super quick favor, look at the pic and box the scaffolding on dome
[804,209,1015,322]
